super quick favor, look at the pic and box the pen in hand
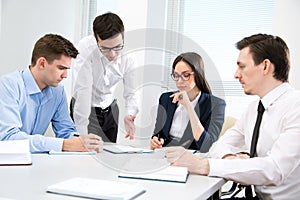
[151,134,164,150]
[71,133,103,153]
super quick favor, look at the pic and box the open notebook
[0,140,32,166]
[119,166,189,183]
[47,177,146,200]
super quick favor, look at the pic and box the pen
[73,134,80,137]
[156,134,162,144]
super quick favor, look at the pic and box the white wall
[274,0,300,89]
[0,0,83,98]
[0,1,2,38]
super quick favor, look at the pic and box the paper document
[119,166,189,183]
[47,177,146,200]
[187,149,198,154]
[104,143,153,154]
[49,150,97,155]
[0,140,32,165]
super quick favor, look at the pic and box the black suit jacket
[152,92,225,152]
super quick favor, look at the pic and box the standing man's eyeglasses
[171,72,194,81]
[98,44,124,53]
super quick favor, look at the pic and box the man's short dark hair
[31,34,79,66]
[236,33,290,82]
[93,12,124,41]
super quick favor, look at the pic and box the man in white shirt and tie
[165,33,300,199]
[71,12,139,142]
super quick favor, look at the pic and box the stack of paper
[0,140,32,166]
[104,143,153,154]
[47,177,146,200]
[119,166,189,183]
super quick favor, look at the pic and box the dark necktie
[250,100,265,157]
[245,100,265,197]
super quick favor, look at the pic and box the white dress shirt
[169,92,201,140]
[72,35,139,134]
[208,83,300,200]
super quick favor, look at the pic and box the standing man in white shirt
[71,12,139,142]
[165,33,300,199]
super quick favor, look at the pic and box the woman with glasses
[70,12,139,142]
[150,52,226,152]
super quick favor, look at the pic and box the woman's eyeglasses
[171,72,194,81]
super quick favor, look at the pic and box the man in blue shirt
[0,34,103,153]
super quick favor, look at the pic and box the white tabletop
[0,151,226,200]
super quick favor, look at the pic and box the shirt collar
[22,67,53,103]
[192,91,201,105]
[261,82,291,110]
[22,67,41,95]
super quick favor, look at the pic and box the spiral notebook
[47,177,146,200]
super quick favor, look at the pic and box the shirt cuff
[208,158,225,177]
[208,148,235,159]
[46,137,64,152]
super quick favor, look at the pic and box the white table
[0,151,226,200]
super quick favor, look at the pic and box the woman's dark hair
[93,12,124,41]
[172,52,211,94]
[236,33,290,82]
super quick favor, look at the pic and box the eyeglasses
[171,72,194,81]
[98,43,124,53]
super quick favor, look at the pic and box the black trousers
[70,98,119,142]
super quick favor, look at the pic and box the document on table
[47,177,146,200]
[0,140,32,166]
[104,143,153,154]
[49,150,97,155]
[119,165,189,183]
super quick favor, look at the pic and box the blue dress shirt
[0,68,78,153]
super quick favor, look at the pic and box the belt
[96,99,117,114]
[99,106,110,113]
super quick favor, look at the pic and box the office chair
[219,116,237,138]
[218,116,240,198]
[221,182,239,197]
